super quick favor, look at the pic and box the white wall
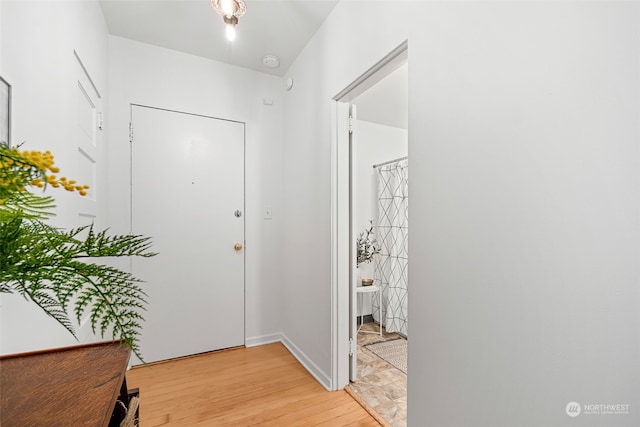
[284,1,640,425]
[0,0,110,354]
[107,36,284,344]
[354,120,407,315]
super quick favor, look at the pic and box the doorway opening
[330,41,408,426]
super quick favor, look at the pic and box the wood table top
[0,340,131,427]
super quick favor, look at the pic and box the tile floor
[349,322,407,427]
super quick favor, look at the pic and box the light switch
[264,206,273,220]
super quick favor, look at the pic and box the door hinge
[348,115,353,134]
[97,112,104,131]
[129,122,133,143]
[349,337,357,356]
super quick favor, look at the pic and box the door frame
[330,41,408,390]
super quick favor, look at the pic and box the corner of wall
[245,333,282,348]
[245,333,333,391]
[280,333,333,391]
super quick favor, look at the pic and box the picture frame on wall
[1,76,11,147]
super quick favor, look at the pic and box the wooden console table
[0,341,138,427]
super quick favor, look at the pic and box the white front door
[130,105,245,364]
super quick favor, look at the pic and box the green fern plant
[0,143,155,358]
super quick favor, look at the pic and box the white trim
[330,101,352,390]
[330,100,340,388]
[281,333,332,391]
[245,333,282,348]
[73,49,101,99]
[332,40,408,102]
[349,103,358,382]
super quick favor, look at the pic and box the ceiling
[99,0,339,77]
[99,0,407,130]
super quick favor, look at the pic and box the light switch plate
[264,206,273,220]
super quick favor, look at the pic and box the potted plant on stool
[356,220,380,286]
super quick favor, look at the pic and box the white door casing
[73,51,100,228]
[130,105,245,364]
[73,51,102,342]
[349,103,358,382]
[331,101,351,389]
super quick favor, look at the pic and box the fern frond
[1,144,156,360]
[24,286,76,337]
[0,217,154,360]
[0,193,56,220]
[72,224,157,258]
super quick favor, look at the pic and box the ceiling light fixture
[211,0,247,42]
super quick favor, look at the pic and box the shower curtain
[372,158,408,336]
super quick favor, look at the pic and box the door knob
[234,243,243,251]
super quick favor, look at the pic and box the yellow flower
[3,147,89,196]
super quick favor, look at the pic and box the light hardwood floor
[127,342,380,426]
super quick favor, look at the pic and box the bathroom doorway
[350,63,408,427]
[331,41,408,427]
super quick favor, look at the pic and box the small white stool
[356,285,382,336]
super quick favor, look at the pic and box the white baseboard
[280,333,332,391]
[244,332,332,391]
[245,333,282,348]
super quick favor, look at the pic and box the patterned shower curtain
[372,158,408,336]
